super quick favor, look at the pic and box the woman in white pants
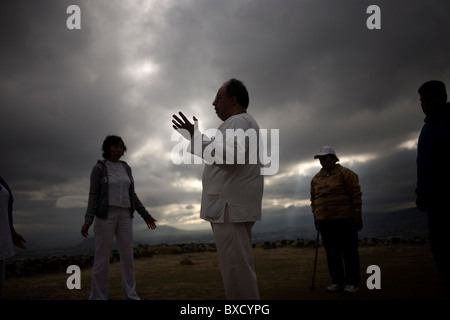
[81,135,157,300]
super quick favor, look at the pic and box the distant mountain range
[254,206,429,241]
[10,207,428,260]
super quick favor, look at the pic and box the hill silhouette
[10,207,428,261]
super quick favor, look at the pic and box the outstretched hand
[415,195,427,212]
[12,230,26,249]
[81,221,91,238]
[172,112,197,138]
[145,215,157,230]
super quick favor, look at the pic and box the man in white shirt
[172,79,263,299]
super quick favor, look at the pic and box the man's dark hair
[418,80,448,102]
[102,135,127,159]
[224,78,249,109]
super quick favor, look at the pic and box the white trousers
[211,213,260,300]
[89,207,140,300]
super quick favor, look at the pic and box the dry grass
[3,243,447,301]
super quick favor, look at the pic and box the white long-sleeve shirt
[105,160,131,208]
[191,113,264,223]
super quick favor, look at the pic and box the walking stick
[310,229,320,290]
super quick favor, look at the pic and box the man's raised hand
[172,111,197,138]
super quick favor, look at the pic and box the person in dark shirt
[415,80,450,297]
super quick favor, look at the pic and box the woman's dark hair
[224,78,249,109]
[102,135,127,159]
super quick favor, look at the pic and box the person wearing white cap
[310,146,363,294]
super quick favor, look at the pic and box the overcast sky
[1,0,449,247]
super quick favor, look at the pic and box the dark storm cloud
[1,0,449,247]
[150,0,450,164]
[1,0,125,187]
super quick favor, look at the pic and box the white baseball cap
[314,146,337,159]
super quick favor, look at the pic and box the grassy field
[3,242,447,301]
